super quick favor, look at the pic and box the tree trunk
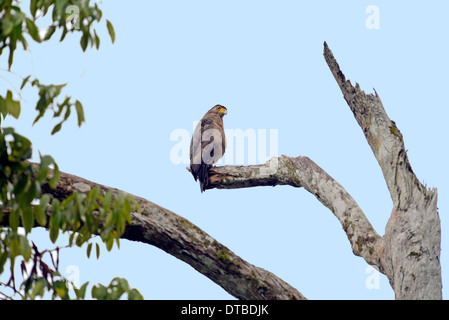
[204,42,442,299]
[323,42,441,299]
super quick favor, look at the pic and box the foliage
[1,0,115,68]
[0,0,142,300]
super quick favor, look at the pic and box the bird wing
[189,109,226,191]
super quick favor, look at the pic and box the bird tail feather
[198,163,209,193]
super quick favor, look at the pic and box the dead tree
[206,42,442,300]
[25,42,440,300]
[32,168,305,300]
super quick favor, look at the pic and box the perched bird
[190,105,227,192]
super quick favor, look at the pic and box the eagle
[190,105,227,192]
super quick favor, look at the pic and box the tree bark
[207,156,383,270]
[323,42,441,299]
[10,42,440,300]
[204,42,442,300]
[34,167,305,300]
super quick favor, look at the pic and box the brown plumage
[190,105,227,192]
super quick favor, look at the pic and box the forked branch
[323,41,441,299]
[204,42,441,299]
[206,156,383,271]
[33,166,305,300]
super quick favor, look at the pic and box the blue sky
[1,1,448,299]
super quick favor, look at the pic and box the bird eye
[217,106,222,111]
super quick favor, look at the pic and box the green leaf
[106,20,115,44]
[60,27,68,42]
[49,199,62,243]
[51,122,63,135]
[115,277,129,292]
[103,190,113,211]
[55,0,69,16]
[12,11,25,26]
[95,242,100,259]
[34,194,50,226]
[9,209,20,232]
[91,284,108,300]
[74,100,85,126]
[68,232,75,245]
[75,231,91,247]
[86,186,100,212]
[7,33,17,69]
[50,220,60,243]
[106,233,114,251]
[128,289,144,300]
[21,36,29,51]
[53,280,69,299]
[0,251,8,274]
[44,25,56,41]
[19,179,40,209]
[2,16,14,36]
[10,236,21,258]
[37,154,53,182]
[21,207,34,234]
[74,282,89,300]
[63,103,71,120]
[19,235,32,261]
[30,278,47,299]
[86,242,93,258]
[5,90,21,119]
[30,0,38,18]
[25,18,41,43]
[21,75,31,90]
[80,33,89,52]
[0,96,7,119]
[40,194,51,208]
[7,128,31,155]
[13,174,29,197]
[33,204,47,227]
[33,112,44,126]
[94,30,100,50]
[8,49,14,70]
[49,162,60,189]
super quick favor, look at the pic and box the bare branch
[322,41,428,211]
[206,156,383,271]
[323,41,441,299]
[33,167,305,300]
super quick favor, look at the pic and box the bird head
[212,105,227,117]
